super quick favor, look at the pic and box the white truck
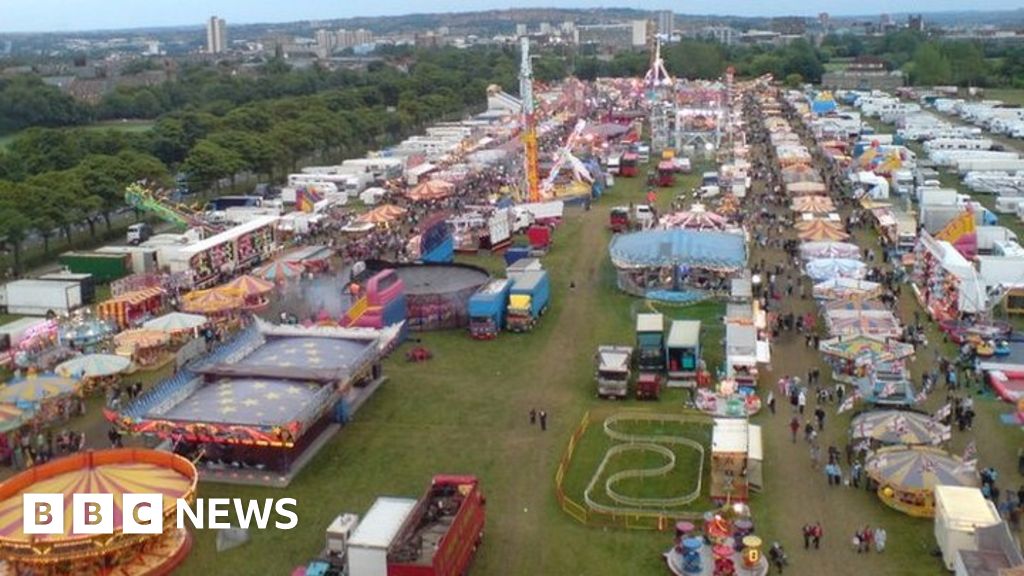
[934,485,1001,571]
[976,226,1018,254]
[595,345,633,398]
[0,280,83,316]
[513,201,563,226]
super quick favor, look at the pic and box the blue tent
[609,229,746,271]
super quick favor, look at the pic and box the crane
[519,36,541,203]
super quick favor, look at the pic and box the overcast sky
[1,0,1021,33]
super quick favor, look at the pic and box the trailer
[620,152,639,177]
[94,246,160,275]
[38,272,95,305]
[609,206,630,233]
[467,279,512,339]
[301,476,485,576]
[636,313,666,374]
[595,345,632,398]
[666,320,701,386]
[656,161,675,187]
[58,251,132,283]
[506,271,550,332]
[0,280,82,316]
[506,258,543,281]
[934,485,1001,571]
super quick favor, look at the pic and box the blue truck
[507,271,550,332]
[468,279,513,339]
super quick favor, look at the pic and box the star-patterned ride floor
[159,378,321,426]
[237,336,372,370]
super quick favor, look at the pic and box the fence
[553,410,710,531]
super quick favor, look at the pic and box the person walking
[814,406,826,430]
[802,524,812,549]
[767,391,776,415]
[529,408,536,425]
[768,542,787,574]
[811,522,822,549]
[539,410,547,431]
[798,389,806,415]
[789,416,800,443]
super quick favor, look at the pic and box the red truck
[297,475,486,576]
[609,207,630,233]
[386,475,485,576]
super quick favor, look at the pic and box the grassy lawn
[0,120,154,148]
[983,88,1024,107]
[563,412,712,514]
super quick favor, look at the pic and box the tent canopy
[356,204,407,224]
[609,229,747,271]
[405,179,454,202]
[55,354,131,378]
[866,445,978,492]
[805,258,867,282]
[142,312,207,333]
[850,410,947,446]
[800,241,859,260]
[796,219,850,241]
[660,204,730,231]
[792,196,836,214]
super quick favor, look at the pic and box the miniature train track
[583,412,707,516]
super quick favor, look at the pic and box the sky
[1,0,1021,33]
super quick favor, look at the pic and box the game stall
[97,286,166,329]
[114,328,172,367]
[912,231,988,321]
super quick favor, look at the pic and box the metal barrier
[554,411,711,530]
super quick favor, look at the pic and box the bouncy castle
[342,269,406,329]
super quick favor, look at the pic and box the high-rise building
[516,23,528,37]
[908,14,924,32]
[315,29,335,51]
[657,11,675,40]
[631,20,648,47]
[539,22,552,35]
[206,16,227,53]
[818,12,831,30]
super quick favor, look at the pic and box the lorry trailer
[467,279,512,339]
[506,271,550,332]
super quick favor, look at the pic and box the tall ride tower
[519,37,540,203]
[644,37,674,154]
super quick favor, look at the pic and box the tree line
[0,46,520,273]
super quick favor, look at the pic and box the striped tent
[180,289,245,315]
[796,219,849,241]
[850,411,947,446]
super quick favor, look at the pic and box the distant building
[822,56,904,91]
[539,22,552,35]
[739,29,780,46]
[576,22,647,52]
[415,32,444,48]
[206,16,227,54]
[143,40,161,56]
[818,12,831,31]
[908,14,925,32]
[702,26,737,46]
[771,17,806,36]
[561,21,575,35]
[657,10,675,40]
[516,23,528,37]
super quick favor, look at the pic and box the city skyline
[1,0,1021,33]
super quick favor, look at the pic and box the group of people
[4,427,87,470]
[528,408,549,431]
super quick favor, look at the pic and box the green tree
[910,43,952,85]
[181,140,244,191]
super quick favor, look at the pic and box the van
[634,205,655,229]
[126,223,152,245]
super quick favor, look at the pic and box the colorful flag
[962,440,977,462]
[837,392,857,414]
[934,402,952,421]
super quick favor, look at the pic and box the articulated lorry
[506,271,550,332]
[467,279,512,339]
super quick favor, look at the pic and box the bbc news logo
[23,494,298,534]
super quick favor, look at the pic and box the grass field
[0,119,154,148]
[562,413,712,514]
[983,88,1024,107]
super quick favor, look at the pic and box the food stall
[97,287,165,329]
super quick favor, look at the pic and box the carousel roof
[56,354,131,378]
[254,260,305,282]
[813,277,884,301]
[660,205,730,231]
[800,241,859,260]
[405,179,454,202]
[114,328,171,349]
[851,410,948,446]
[609,229,746,271]
[219,274,275,297]
[825,309,902,337]
[819,334,915,362]
[142,312,207,333]
[0,374,79,404]
[180,288,245,314]
[356,204,407,224]
[866,445,978,492]
[791,195,836,214]
[805,258,867,282]
[796,219,849,241]
[787,181,828,195]
[0,404,30,433]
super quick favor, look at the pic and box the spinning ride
[0,448,197,576]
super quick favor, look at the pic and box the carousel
[55,353,132,395]
[850,410,950,447]
[0,372,80,426]
[180,289,245,317]
[0,448,197,576]
[114,329,172,367]
[218,274,275,310]
[791,195,836,215]
[58,314,116,353]
[254,260,305,283]
[818,334,915,384]
[664,504,768,576]
[660,204,731,232]
[866,445,979,517]
[795,219,850,242]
